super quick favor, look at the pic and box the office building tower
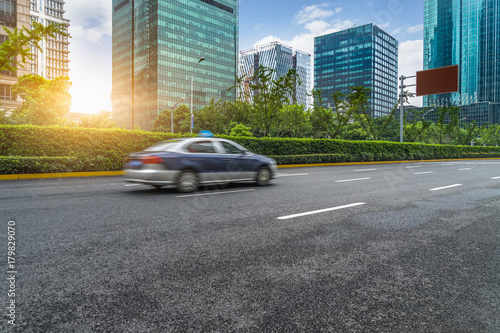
[314,23,398,117]
[29,0,70,79]
[112,0,239,130]
[0,0,30,109]
[424,0,500,125]
[239,41,312,107]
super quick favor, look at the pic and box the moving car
[124,137,277,192]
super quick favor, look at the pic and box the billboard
[416,65,459,96]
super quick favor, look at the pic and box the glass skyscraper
[112,0,239,130]
[314,23,398,117]
[239,41,312,107]
[424,0,500,125]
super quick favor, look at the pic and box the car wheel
[152,185,162,189]
[176,170,199,193]
[256,166,271,186]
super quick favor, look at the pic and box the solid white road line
[335,177,371,183]
[430,184,462,191]
[277,202,366,220]
[413,171,434,175]
[275,173,309,177]
[177,189,255,198]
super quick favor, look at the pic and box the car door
[218,140,256,180]
[184,140,227,182]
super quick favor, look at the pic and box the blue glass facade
[314,23,398,117]
[424,0,500,125]
[112,0,239,130]
[239,41,312,107]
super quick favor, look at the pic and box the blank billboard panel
[416,65,459,96]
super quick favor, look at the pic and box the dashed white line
[413,171,434,175]
[275,173,309,177]
[277,202,366,220]
[335,177,371,183]
[177,189,255,198]
[430,184,462,191]
[406,166,422,168]
[458,168,472,171]
[354,168,377,172]
[492,176,500,180]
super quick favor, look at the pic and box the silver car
[124,137,278,192]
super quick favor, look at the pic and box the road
[1,160,500,332]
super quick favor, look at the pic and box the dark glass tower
[314,23,398,117]
[112,0,239,130]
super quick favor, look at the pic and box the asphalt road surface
[1,160,500,332]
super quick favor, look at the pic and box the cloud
[295,4,338,25]
[406,24,423,34]
[399,40,424,106]
[65,0,112,45]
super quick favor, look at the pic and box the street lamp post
[171,97,185,133]
[190,57,205,133]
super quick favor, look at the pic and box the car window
[144,140,183,151]
[186,141,216,153]
[221,141,244,154]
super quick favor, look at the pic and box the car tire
[176,170,199,193]
[152,185,162,189]
[256,166,271,186]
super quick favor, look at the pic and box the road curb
[1,158,499,180]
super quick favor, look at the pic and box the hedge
[1,124,500,174]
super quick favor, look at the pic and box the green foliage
[1,125,500,174]
[0,156,78,174]
[151,104,190,133]
[10,75,72,125]
[229,123,253,137]
[0,20,69,73]
[79,111,119,129]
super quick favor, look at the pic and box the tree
[229,123,254,137]
[275,104,310,138]
[151,104,190,133]
[248,66,301,136]
[79,110,119,129]
[0,20,69,73]
[308,89,334,138]
[10,74,71,125]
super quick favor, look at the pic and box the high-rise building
[29,0,70,79]
[0,0,30,109]
[239,41,312,107]
[314,23,398,117]
[424,0,500,125]
[112,0,239,130]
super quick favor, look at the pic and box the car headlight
[270,159,277,165]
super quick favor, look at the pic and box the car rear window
[144,140,182,151]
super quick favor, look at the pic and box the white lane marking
[413,171,434,175]
[406,166,422,168]
[354,168,377,172]
[177,189,255,198]
[458,168,472,171]
[430,184,462,191]
[441,163,455,166]
[277,202,366,220]
[492,176,500,179]
[125,184,142,187]
[275,173,309,177]
[335,177,371,183]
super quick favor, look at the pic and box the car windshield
[144,140,183,152]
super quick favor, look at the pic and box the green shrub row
[1,125,500,174]
[0,156,81,174]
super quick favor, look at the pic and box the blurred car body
[124,137,277,192]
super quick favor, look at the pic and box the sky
[65,0,424,114]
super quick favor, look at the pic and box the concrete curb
[1,158,499,180]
